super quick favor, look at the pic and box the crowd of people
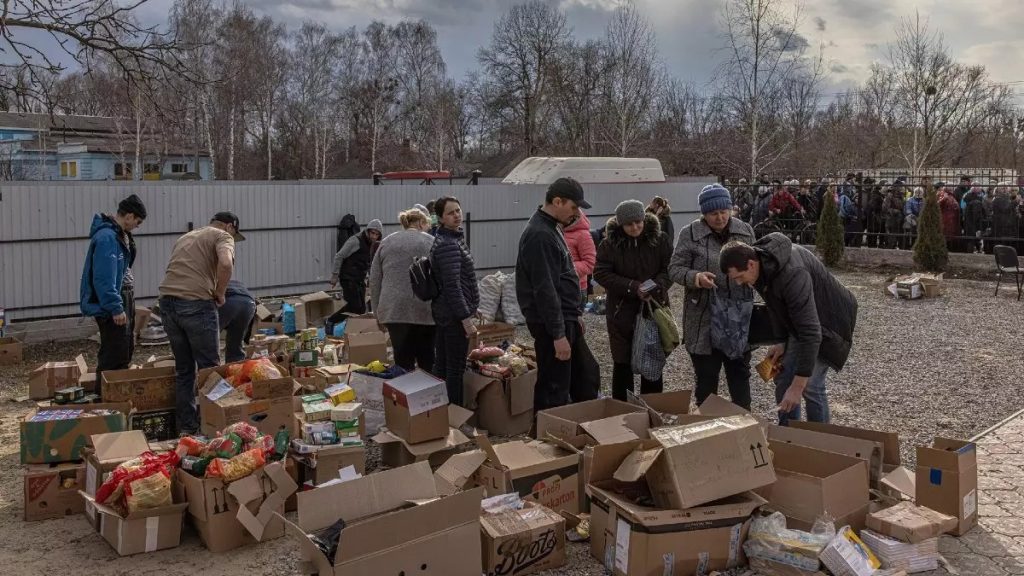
[726,173,1024,253]
[79,181,859,437]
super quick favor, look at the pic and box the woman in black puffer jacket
[430,196,480,406]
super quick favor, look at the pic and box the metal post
[464,211,471,250]
[470,170,482,185]
[372,172,382,185]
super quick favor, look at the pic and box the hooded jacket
[80,214,136,318]
[751,233,858,376]
[594,213,673,363]
[516,208,581,339]
[991,194,1019,240]
[564,212,596,290]
[938,191,961,239]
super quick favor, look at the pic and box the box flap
[695,394,750,417]
[300,291,334,304]
[767,424,882,485]
[462,371,496,410]
[255,304,275,321]
[226,461,298,540]
[612,446,663,483]
[75,354,91,375]
[448,403,474,428]
[881,466,916,498]
[581,412,649,444]
[640,390,692,416]
[80,492,188,520]
[434,450,487,495]
[790,421,901,467]
[509,371,537,416]
[89,430,149,462]
[345,315,380,334]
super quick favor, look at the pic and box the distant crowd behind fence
[0,178,705,321]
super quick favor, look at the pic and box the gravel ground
[0,270,1020,575]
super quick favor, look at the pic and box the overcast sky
[131,0,1024,100]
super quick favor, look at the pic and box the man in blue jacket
[80,194,147,390]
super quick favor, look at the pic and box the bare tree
[357,22,400,172]
[244,18,286,179]
[171,0,222,179]
[548,40,606,156]
[478,0,570,155]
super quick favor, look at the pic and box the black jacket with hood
[752,233,858,376]
[515,208,581,339]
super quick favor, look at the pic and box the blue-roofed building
[0,112,213,181]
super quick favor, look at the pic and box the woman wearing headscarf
[595,200,673,400]
[647,196,675,244]
[669,184,756,409]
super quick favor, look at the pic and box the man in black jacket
[720,233,858,425]
[329,218,382,318]
[516,178,591,412]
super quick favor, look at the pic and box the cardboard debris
[474,436,582,515]
[372,404,474,469]
[463,367,537,436]
[23,462,85,522]
[866,501,958,544]
[0,335,23,366]
[536,398,648,445]
[481,501,566,576]
[861,530,940,573]
[101,367,176,412]
[915,437,978,536]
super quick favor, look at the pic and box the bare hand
[215,294,226,307]
[112,312,127,326]
[696,272,716,289]
[778,384,804,413]
[462,318,477,337]
[578,317,585,335]
[766,343,785,362]
[554,337,571,361]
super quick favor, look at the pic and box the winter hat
[698,184,732,214]
[615,200,645,224]
[367,219,383,232]
[413,203,429,216]
[118,194,147,219]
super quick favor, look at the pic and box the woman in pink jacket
[564,211,596,304]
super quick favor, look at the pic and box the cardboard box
[101,366,176,412]
[641,415,775,510]
[789,420,901,473]
[767,424,883,488]
[861,530,939,573]
[28,360,82,400]
[536,398,648,444]
[382,369,449,444]
[142,355,175,369]
[292,291,343,329]
[473,437,582,515]
[481,501,566,576]
[586,441,764,576]
[373,404,475,469]
[20,402,130,464]
[915,437,978,536]
[819,526,880,576]
[756,442,870,533]
[279,461,484,576]
[347,331,388,365]
[865,501,958,543]
[296,443,366,485]
[344,314,380,335]
[197,364,297,438]
[23,462,85,521]
[75,355,98,393]
[694,393,752,417]
[82,492,188,556]
[312,364,359,390]
[464,368,537,436]
[0,335,24,365]
[83,430,151,529]
[628,390,692,427]
[175,460,297,552]
[468,321,516,351]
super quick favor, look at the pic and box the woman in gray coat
[368,208,435,371]
[669,184,756,409]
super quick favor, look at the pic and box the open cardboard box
[175,460,298,552]
[197,362,297,438]
[24,462,85,521]
[20,402,131,464]
[0,335,23,366]
[381,369,449,444]
[372,404,475,469]
[295,443,367,486]
[28,360,83,400]
[81,492,188,556]
[73,354,98,393]
[82,430,151,530]
[586,440,765,576]
[101,366,176,412]
[767,424,883,488]
[789,420,901,474]
[916,437,977,536]
[292,291,344,329]
[536,398,649,445]
[471,436,582,515]
[279,461,484,576]
[757,441,870,533]
[481,500,566,576]
[626,390,693,427]
[463,367,537,436]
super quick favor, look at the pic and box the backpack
[409,255,439,301]
[336,214,360,252]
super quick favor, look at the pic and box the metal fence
[0,178,707,321]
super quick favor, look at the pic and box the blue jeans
[218,294,256,363]
[774,339,831,426]
[160,297,220,434]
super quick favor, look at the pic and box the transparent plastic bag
[126,470,172,513]
[743,512,835,571]
[205,448,266,483]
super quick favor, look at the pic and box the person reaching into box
[219,279,256,363]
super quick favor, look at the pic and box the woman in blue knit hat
[668,184,756,409]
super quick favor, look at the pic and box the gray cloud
[774,28,810,52]
[830,63,849,73]
[814,16,826,32]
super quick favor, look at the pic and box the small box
[324,383,356,406]
[301,393,329,404]
[54,386,85,404]
[82,493,188,556]
[865,501,958,543]
[331,402,362,422]
[303,401,334,422]
[0,335,24,365]
[382,370,449,444]
[916,437,978,536]
[24,462,85,521]
[819,526,880,576]
[292,349,319,367]
[481,501,566,576]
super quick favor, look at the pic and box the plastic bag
[223,422,260,443]
[248,358,282,381]
[205,448,266,483]
[631,304,666,380]
[246,434,275,455]
[205,433,243,459]
[96,451,180,514]
[743,512,835,571]
[177,435,207,457]
[478,273,503,321]
[126,469,172,513]
[469,346,504,361]
[500,274,526,325]
[309,518,347,565]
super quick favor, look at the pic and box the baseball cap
[548,177,591,209]
[211,212,245,242]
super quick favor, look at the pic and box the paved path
[937,410,1024,575]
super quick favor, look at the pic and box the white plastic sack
[478,272,504,321]
[500,274,526,325]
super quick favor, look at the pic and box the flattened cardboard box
[536,398,648,444]
[83,430,151,529]
[916,437,978,536]
[381,369,449,444]
[464,368,536,436]
[23,462,85,521]
[865,501,958,543]
[28,360,82,400]
[756,441,870,533]
[279,461,484,576]
[372,404,474,469]
[0,335,23,366]
[481,501,566,576]
[20,402,131,464]
[473,436,582,515]
[643,415,776,510]
[81,492,188,556]
[175,461,297,552]
[767,424,883,488]
[101,366,176,412]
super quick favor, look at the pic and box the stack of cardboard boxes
[290,377,368,487]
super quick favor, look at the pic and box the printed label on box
[964,489,977,518]
[615,518,630,573]
[206,379,234,402]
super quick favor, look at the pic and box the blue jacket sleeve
[91,232,124,316]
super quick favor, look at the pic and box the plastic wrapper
[308,518,347,565]
[223,422,260,443]
[205,433,243,459]
[500,274,526,325]
[126,469,172,513]
[743,512,835,571]
[506,355,529,376]
[481,492,524,514]
[177,435,207,457]
[246,434,275,455]
[477,273,504,321]
[96,451,180,514]
[205,448,266,483]
[469,346,505,361]
[273,429,290,460]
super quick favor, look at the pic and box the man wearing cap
[516,177,591,412]
[329,218,382,317]
[159,212,243,434]
[80,194,147,390]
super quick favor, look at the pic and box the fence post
[372,172,382,186]
[465,211,471,250]
[470,170,481,185]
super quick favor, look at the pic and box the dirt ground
[0,271,1020,574]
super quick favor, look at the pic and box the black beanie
[118,194,147,219]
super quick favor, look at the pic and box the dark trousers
[433,322,468,407]
[327,280,367,326]
[611,362,662,401]
[160,296,220,434]
[387,323,436,372]
[528,318,582,412]
[690,349,752,410]
[95,287,135,391]
[219,294,256,363]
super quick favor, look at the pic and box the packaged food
[223,422,260,443]
[469,346,504,361]
[743,512,834,571]
[126,470,172,513]
[205,448,266,482]
[205,433,243,459]
[177,435,208,457]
